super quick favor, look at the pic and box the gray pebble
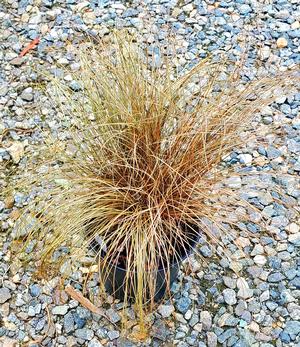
[158,304,175,318]
[268,272,285,283]
[20,88,34,102]
[106,308,121,323]
[175,297,192,314]
[87,339,103,347]
[64,311,75,333]
[0,288,11,304]
[200,310,212,331]
[207,331,218,347]
[75,328,94,341]
[52,305,69,315]
[107,330,120,340]
[223,289,237,305]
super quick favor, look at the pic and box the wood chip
[64,284,105,315]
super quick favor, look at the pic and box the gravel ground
[0,0,300,346]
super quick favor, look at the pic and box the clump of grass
[9,33,299,330]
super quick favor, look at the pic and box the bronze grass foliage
[10,34,299,328]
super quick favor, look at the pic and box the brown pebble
[10,209,20,221]
[276,37,288,48]
[10,57,25,66]
[5,196,14,209]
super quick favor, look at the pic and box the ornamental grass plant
[7,33,300,331]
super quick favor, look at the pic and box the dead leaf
[20,37,40,57]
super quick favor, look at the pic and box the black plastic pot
[104,259,181,302]
[96,224,199,302]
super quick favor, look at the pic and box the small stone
[0,84,8,97]
[286,269,297,280]
[260,290,270,302]
[284,320,300,336]
[75,328,94,341]
[82,11,96,25]
[28,303,42,316]
[200,311,212,331]
[288,233,300,246]
[239,4,251,14]
[291,21,300,30]
[52,305,69,315]
[280,331,291,344]
[1,338,18,347]
[115,338,134,347]
[260,46,270,60]
[207,331,218,347]
[268,272,285,283]
[182,3,193,12]
[226,176,242,188]
[29,284,41,297]
[254,255,267,266]
[223,277,236,289]
[10,57,24,66]
[272,216,289,228]
[229,261,243,273]
[218,313,238,327]
[73,312,86,329]
[277,37,288,48]
[95,327,107,339]
[87,339,103,347]
[287,139,300,154]
[0,288,11,304]
[151,320,169,341]
[266,146,281,159]
[4,196,14,209]
[184,309,192,320]
[251,244,264,256]
[58,57,69,65]
[237,278,253,299]
[235,301,247,316]
[29,13,42,24]
[106,308,121,324]
[64,312,75,333]
[266,301,278,311]
[70,80,81,91]
[218,328,236,343]
[249,321,260,332]
[200,245,212,257]
[175,297,191,314]
[236,237,251,248]
[291,277,300,288]
[66,335,77,347]
[223,289,237,305]
[238,154,252,165]
[193,323,202,332]
[158,304,175,318]
[20,88,34,102]
[172,8,182,17]
[107,330,119,340]
[7,142,24,164]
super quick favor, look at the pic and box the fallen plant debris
[19,37,40,57]
[64,284,105,316]
[0,127,35,143]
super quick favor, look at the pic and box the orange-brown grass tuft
[8,33,300,330]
